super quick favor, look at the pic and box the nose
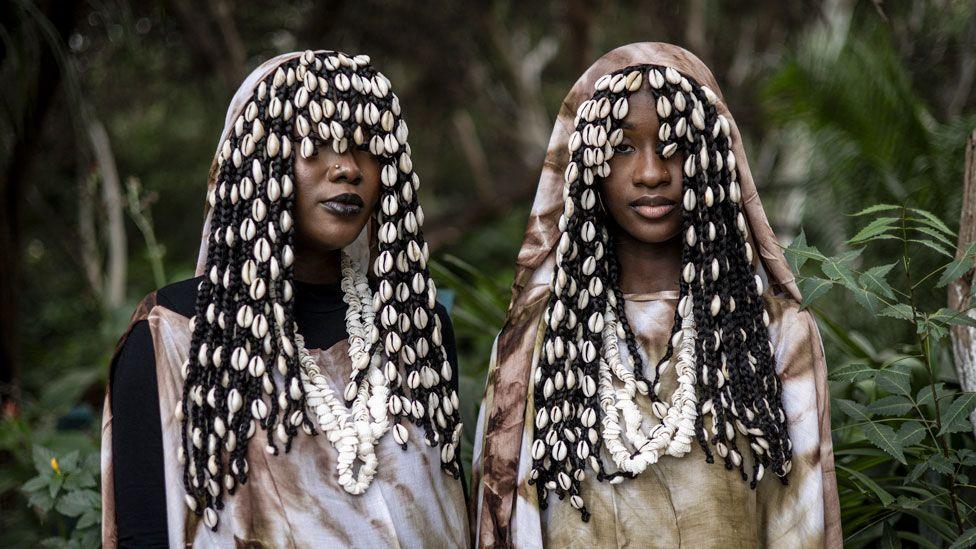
[632,147,672,189]
[327,152,363,185]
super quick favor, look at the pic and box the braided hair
[178,50,462,529]
[529,64,792,520]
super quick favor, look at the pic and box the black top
[110,276,461,548]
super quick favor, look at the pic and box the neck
[613,231,683,295]
[292,244,341,284]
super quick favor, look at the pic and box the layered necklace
[596,294,699,476]
[295,251,390,494]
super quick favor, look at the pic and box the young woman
[102,50,468,547]
[472,43,840,548]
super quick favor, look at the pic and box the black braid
[530,63,792,521]
[178,51,463,530]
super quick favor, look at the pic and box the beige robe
[101,296,469,548]
[472,287,836,548]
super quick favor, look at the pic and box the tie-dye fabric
[102,304,468,548]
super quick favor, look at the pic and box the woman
[102,50,468,547]
[472,43,840,548]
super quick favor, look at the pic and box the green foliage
[785,205,976,546]
[1,407,101,547]
[20,446,101,548]
[5,1,976,547]
[430,254,512,469]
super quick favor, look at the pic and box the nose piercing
[334,164,340,170]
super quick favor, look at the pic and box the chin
[629,223,683,244]
[618,213,681,244]
[297,229,359,252]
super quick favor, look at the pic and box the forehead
[620,88,660,133]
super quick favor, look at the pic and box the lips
[319,192,365,216]
[629,195,677,220]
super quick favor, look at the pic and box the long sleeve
[799,309,842,547]
[433,302,467,500]
[110,319,169,548]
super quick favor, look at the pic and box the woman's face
[600,89,684,244]
[292,143,381,252]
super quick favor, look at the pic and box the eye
[614,143,635,155]
[308,137,325,157]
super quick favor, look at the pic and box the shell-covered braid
[178,50,461,531]
[528,64,791,521]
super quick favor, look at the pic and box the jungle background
[3,0,976,546]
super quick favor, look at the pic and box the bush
[785,204,976,547]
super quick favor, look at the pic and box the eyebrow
[620,122,635,130]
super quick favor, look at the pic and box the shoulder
[112,319,154,379]
[111,276,202,367]
[762,292,823,362]
[763,293,816,332]
[111,276,204,396]
[154,275,205,318]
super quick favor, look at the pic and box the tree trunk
[0,0,81,410]
[949,128,976,436]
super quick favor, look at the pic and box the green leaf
[26,489,55,513]
[829,362,876,383]
[881,521,900,549]
[913,225,957,249]
[949,528,976,549]
[958,449,976,466]
[76,509,100,530]
[835,398,872,421]
[938,392,976,435]
[863,422,907,463]
[799,277,833,308]
[63,470,96,491]
[838,464,894,506]
[31,445,56,476]
[929,308,976,329]
[868,395,913,416]
[897,421,927,447]
[909,238,955,259]
[785,230,815,273]
[54,489,99,517]
[58,451,80,473]
[845,283,884,314]
[937,256,975,287]
[48,474,63,499]
[876,364,913,396]
[847,217,900,244]
[894,495,925,510]
[851,204,901,216]
[909,208,955,238]
[924,453,954,475]
[919,319,949,341]
[821,252,860,286]
[21,475,49,494]
[859,263,897,300]
[880,303,915,321]
[917,383,948,411]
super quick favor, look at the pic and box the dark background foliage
[2,0,976,546]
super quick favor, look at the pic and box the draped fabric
[471,42,840,548]
[101,52,468,548]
